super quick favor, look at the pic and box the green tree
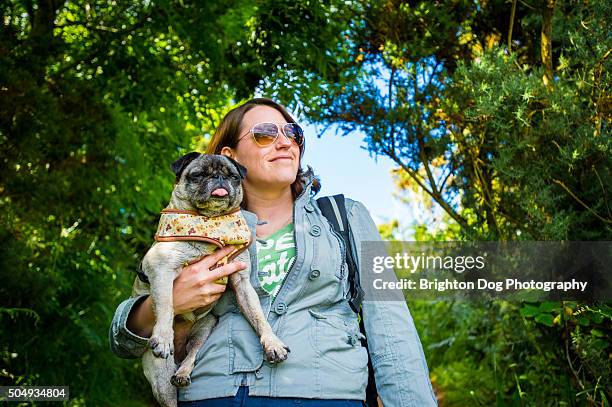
[2,0,610,404]
[259,0,611,404]
[0,0,354,404]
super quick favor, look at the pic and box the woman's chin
[249,176,296,190]
[273,177,297,188]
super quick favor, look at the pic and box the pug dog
[132,153,290,407]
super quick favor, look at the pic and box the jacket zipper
[333,228,347,277]
[330,227,348,295]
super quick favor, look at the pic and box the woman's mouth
[269,156,293,162]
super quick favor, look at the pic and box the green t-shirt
[256,222,296,299]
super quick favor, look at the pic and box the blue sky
[299,122,415,227]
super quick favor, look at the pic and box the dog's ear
[171,152,201,181]
[225,156,247,179]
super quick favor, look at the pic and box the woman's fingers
[209,260,247,281]
[187,246,247,282]
[208,293,224,302]
[174,247,248,315]
[196,245,236,269]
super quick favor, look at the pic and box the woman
[109,98,437,407]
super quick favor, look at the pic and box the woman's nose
[275,128,293,147]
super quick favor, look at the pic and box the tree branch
[438,165,454,192]
[388,66,396,154]
[508,0,518,53]
[540,0,556,89]
[384,146,470,232]
[473,156,500,236]
[552,179,612,223]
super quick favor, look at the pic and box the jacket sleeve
[108,294,151,359]
[347,199,438,407]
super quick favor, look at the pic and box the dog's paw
[261,334,290,363]
[170,372,191,388]
[149,335,174,359]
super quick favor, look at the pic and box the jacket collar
[294,169,317,208]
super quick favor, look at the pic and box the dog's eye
[189,171,205,178]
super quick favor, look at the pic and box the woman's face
[222,105,301,192]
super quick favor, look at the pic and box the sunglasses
[238,122,305,147]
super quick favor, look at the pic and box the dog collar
[156,207,252,272]
[155,208,251,247]
[136,208,252,286]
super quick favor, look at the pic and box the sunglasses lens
[249,123,304,146]
[284,123,304,146]
[252,123,278,146]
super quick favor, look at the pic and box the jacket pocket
[228,311,263,373]
[193,313,230,374]
[308,309,368,373]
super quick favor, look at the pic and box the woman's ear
[220,147,234,159]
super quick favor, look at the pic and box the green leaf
[591,312,604,324]
[534,314,554,327]
[538,301,559,313]
[576,316,590,326]
[520,304,540,317]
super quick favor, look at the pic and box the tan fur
[136,154,289,407]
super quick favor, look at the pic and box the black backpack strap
[316,194,364,313]
[316,194,378,407]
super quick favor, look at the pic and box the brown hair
[206,98,321,207]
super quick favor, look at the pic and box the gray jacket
[109,174,438,406]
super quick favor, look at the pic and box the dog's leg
[143,350,177,407]
[230,256,290,363]
[147,268,177,359]
[173,318,194,364]
[171,313,217,388]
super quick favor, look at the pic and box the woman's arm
[109,295,152,358]
[109,246,247,359]
[126,295,155,338]
[347,199,438,407]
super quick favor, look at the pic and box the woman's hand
[172,245,247,316]
[127,246,246,338]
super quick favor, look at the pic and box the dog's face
[171,153,247,216]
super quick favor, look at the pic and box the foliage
[0,0,351,404]
[409,300,578,406]
[1,0,610,405]
[288,0,611,405]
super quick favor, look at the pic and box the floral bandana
[154,208,252,283]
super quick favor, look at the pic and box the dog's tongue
[211,188,228,197]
